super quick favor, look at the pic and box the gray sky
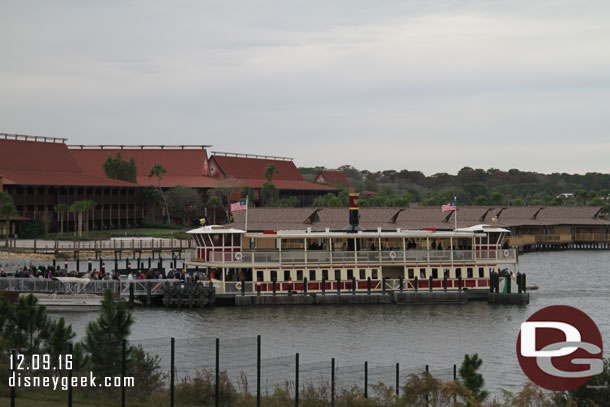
[2,0,610,175]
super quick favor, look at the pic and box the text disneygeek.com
[9,372,135,391]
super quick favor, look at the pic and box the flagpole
[245,196,249,232]
[454,196,457,230]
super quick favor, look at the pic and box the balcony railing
[206,249,516,265]
[212,277,490,295]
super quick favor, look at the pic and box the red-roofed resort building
[0,133,338,234]
[0,134,142,234]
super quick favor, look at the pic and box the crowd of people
[0,265,211,281]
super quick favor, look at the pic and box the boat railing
[207,249,516,265]
[212,277,490,295]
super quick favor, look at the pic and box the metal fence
[129,335,458,406]
[6,334,459,407]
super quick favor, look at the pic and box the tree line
[301,165,610,211]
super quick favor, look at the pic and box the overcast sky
[2,1,610,175]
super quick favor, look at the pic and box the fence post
[10,349,15,407]
[216,338,220,407]
[170,338,175,407]
[121,339,126,407]
[453,363,457,404]
[425,364,429,405]
[364,361,368,398]
[396,362,400,396]
[295,353,299,407]
[68,344,73,407]
[257,335,261,407]
[331,358,335,407]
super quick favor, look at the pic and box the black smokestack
[343,193,363,232]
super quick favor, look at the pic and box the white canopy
[455,224,510,233]
[187,225,245,234]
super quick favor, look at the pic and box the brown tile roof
[228,206,610,231]
[210,155,304,181]
[315,170,351,188]
[69,147,216,188]
[0,139,137,187]
[209,155,338,191]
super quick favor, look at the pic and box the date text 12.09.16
[10,354,73,371]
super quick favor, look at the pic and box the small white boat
[23,292,102,312]
[20,277,103,312]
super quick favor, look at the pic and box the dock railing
[0,238,194,253]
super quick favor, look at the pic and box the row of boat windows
[252,267,494,282]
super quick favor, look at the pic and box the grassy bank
[0,371,582,407]
[41,227,189,241]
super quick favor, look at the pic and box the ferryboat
[185,196,518,297]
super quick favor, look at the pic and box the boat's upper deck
[187,225,516,266]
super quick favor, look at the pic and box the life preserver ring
[389,251,397,259]
[503,249,510,258]
[235,281,242,290]
[235,252,243,261]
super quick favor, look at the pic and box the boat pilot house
[186,200,517,296]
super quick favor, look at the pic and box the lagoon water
[54,251,610,395]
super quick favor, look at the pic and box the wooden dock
[0,278,215,308]
[0,238,194,256]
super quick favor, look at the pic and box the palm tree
[263,164,278,183]
[54,203,70,235]
[148,163,171,225]
[0,191,17,248]
[82,201,96,235]
[207,195,222,225]
[69,201,89,238]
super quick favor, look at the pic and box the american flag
[230,199,247,212]
[441,202,457,212]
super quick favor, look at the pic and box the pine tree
[459,353,488,401]
[83,289,134,377]
[4,294,51,356]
